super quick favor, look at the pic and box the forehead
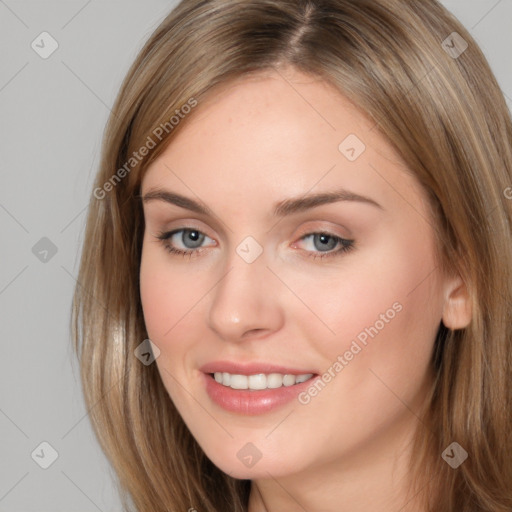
[141,68,424,221]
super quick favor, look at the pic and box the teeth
[212,372,314,390]
[248,374,267,390]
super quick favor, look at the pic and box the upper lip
[199,360,318,376]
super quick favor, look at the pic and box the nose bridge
[207,239,283,340]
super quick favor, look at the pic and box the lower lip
[202,372,319,415]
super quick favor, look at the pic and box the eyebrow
[141,187,384,216]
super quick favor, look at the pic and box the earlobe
[441,275,472,330]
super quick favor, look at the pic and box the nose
[207,248,285,342]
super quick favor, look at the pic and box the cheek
[283,253,440,454]
[139,241,207,341]
[139,247,202,403]
[292,232,442,382]
[139,262,175,341]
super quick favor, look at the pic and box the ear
[441,274,472,329]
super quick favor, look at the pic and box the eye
[155,228,215,258]
[292,232,355,260]
[154,228,355,261]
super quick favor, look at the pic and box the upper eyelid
[148,209,355,237]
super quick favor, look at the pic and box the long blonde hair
[71,1,512,510]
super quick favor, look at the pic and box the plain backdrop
[0,1,510,510]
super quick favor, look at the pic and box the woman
[72,0,512,510]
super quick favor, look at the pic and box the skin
[139,66,472,512]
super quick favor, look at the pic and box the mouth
[199,361,320,413]
[208,371,317,391]
[202,370,320,415]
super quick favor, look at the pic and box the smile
[212,372,315,390]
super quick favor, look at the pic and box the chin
[204,445,303,480]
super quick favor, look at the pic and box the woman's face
[139,68,447,479]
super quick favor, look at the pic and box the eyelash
[154,228,355,261]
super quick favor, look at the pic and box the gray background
[0,1,510,511]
